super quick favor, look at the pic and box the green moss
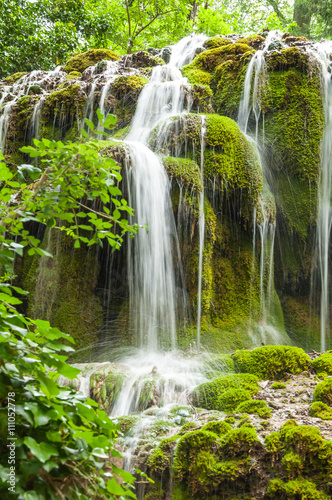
[236,400,271,418]
[262,68,324,183]
[220,427,258,457]
[267,478,329,499]
[147,448,170,474]
[42,83,86,128]
[203,37,232,49]
[218,389,252,412]
[63,48,120,73]
[112,75,148,99]
[116,415,140,435]
[162,157,202,192]
[311,351,332,378]
[205,114,263,206]
[211,51,253,118]
[282,296,321,351]
[173,430,218,482]
[266,47,309,72]
[274,172,317,240]
[309,401,332,420]
[232,345,310,380]
[181,65,212,86]
[202,353,235,375]
[313,378,332,406]
[179,422,197,435]
[201,421,232,435]
[192,373,260,411]
[4,72,27,84]
[193,43,253,72]
[66,71,82,80]
[281,451,303,478]
[271,382,287,389]
[265,431,284,455]
[21,231,103,350]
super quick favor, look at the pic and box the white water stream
[197,116,206,349]
[310,41,332,351]
[237,32,281,333]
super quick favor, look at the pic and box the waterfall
[197,116,206,349]
[124,34,206,350]
[0,67,66,152]
[310,41,332,351]
[237,31,281,331]
[126,141,178,350]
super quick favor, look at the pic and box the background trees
[0,1,332,83]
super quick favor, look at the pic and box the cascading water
[123,34,206,351]
[310,41,332,351]
[197,116,206,349]
[237,31,281,333]
[103,35,211,471]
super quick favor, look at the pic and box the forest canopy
[0,0,331,78]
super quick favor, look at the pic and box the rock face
[1,33,330,351]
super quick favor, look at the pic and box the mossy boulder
[190,43,253,73]
[112,75,148,101]
[311,351,332,378]
[262,66,324,184]
[192,373,260,411]
[313,378,332,406]
[124,51,165,69]
[203,37,232,50]
[232,345,310,380]
[4,72,27,84]
[309,401,332,420]
[236,399,271,418]
[267,478,329,499]
[151,113,263,223]
[162,157,202,192]
[63,48,120,73]
[66,71,82,80]
[91,365,127,412]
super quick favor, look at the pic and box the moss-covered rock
[262,66,324,184]
[66,71,82,80]
[162,156,202,192]
[236,399,271,418]
[63,48,120,73]
[112,75,148,101]
[192,373,260,411]
[313,379,332,406]
[309,401,332,420]
[267,478,329,499]
[91,366,127,412]
[202,37,232,50]
[4,72,27,84]
[271,382,287,390]
[311,351,332,378]
[124,51,165,69]
[232,345,310,380]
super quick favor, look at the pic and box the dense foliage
[1,0,332,78]
[0,115,141,498]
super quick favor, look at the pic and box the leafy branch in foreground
[0,113,142,498]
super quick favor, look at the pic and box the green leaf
[85,119,95,132]
[106,477,126,495]
[38,372,60,398]
[24,437,58,463]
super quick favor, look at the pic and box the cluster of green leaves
[1,112,137,256]
[0,113,141,498]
